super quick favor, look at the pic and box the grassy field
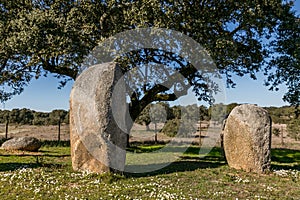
[0,141,299,200]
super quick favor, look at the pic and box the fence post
[58,118,61,143]
[5,115,9,139]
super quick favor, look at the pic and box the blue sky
[2,2,299,112]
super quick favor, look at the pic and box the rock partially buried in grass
[223,104,272,173]
[1,137,41,152]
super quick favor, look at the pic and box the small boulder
[223,104,272,173]
[1,137,41,152]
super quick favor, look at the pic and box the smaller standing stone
[223,104,272,173]
[1,137,41,152]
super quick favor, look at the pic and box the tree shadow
[271,163,300,171]
[127,145,223,154]
[41,140,70,147]
[125,146,226,177]
[271,148,300,163]
[0,151,70,158]
[0,162,63,172]
[0,163,40,172]
[125,159,226,177]
[125,147,300,177]
[271,148,300,171]
[0,150,68,172]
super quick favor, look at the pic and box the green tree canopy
[49,109,68,125]
[136,102,172,130]
[265,11,300,107]
[0,0,298,123]
[135,104,152,130]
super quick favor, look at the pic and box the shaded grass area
[0,138,70,147]
[125,145,227,176]
[0,144,299,199]
[41,140,70,147]
[1,144,299,173]
[0,146,71,172]
[271,148,300,171]
[271,148,300,164]
[126,146,300,176]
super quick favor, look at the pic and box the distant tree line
[263,106,300,141]
[135,103,233,137]
[136,103,300,141]
[1,104,297,127]
[263,106,298,124]
[1,104,299,141]
[0,108,69,126]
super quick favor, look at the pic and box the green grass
[0,144,299,199]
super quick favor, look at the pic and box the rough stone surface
[1,137,41,151]
[223,104,272,173]
[70,62,127,173]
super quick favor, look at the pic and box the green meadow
[0,142,299,200]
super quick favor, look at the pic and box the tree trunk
[281,126,284,146]
[146,124,150,131]
[199,121,202,146]
[126,112,134,148]
[126,123,134,147]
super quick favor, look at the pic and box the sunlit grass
[0,144,299,199]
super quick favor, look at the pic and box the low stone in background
[1,137,41,152]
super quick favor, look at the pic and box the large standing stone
[1,137,41,152]
[223,104,271,173]
[70,62,128,173]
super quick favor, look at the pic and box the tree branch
[229,22,246,37]
[129,63,195,121]
[40,57,78,80]
[0,59,8,71]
